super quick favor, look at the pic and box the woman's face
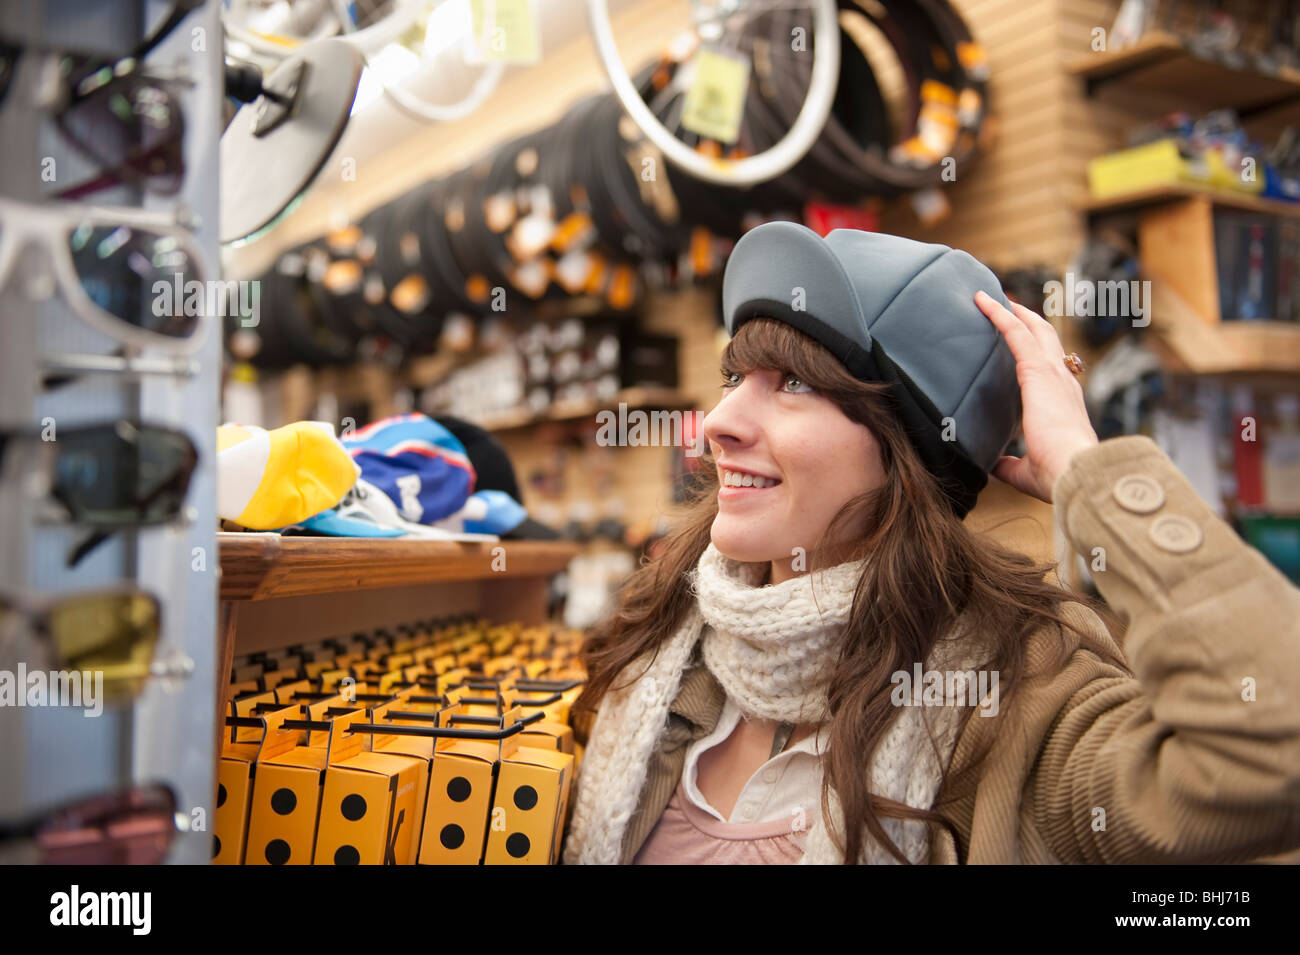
[702,365,886,583]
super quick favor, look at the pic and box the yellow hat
[217,421,360,529]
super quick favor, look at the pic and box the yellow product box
[366,700,443,862]
[457,646,488,666]
[419,743,499,864]
[319,668,351,692]
[214,741,259,864]
[519,720,574,755]
[261,668,299,692]
[484,655,517,677]
[245,709,328,866]
[273,678,314,706]
[314,710,424,865]
[483,736,574,864]
[351,659,381,679]
[231,662,265,684]
[214,694,295,865]
[375,670,407,695]
[302,695,356,746]
[385,652,415,671]
[304,659,336,679]
[461,697,506,719]
[436,667,472,694]
[265,651,303,672]
[1086,138,1262,199]
[503,686,573,725]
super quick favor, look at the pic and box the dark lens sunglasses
[0,783,178,864]
[0,195,210,349]
[0,420,199,566]
[0,1,202,200]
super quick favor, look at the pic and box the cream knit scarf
[562,542,987,865]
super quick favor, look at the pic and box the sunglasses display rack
[0,1,222,864]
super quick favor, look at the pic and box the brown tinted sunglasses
[0,783,178,864]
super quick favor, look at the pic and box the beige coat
[573,435,1300,864]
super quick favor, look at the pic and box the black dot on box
[341,794,366,821]
[265,839,291,865]
[271,788,297,815]
[440,824,465,849]
[334,845,360,865]
[513,785,538,811]
[447,776,472,802]
[217,783,227,808]
[506,832,530,858]
[212,835,221,859]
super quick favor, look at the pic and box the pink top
[632,777,812,865]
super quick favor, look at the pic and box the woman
[561,221,1300,865]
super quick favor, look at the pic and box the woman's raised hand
[974,289,1099,504]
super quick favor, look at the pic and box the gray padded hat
[720,220,1022,518]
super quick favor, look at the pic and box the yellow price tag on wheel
[469,0,541,63]
[680,47,749,145]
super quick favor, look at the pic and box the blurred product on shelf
[434,416,562,540]
[562,550,637,630]
[215,411,557,542]
[420,312,680,426]
[1088,109,1300,208]
[1064,230,1144,347]
[215,616,585,865]
[1084,336,1166,441]
[217,420,359,530]
[1264,393,1300,513]
[993,263,1058,317]
[342,413,476,525]
[1214,209,1283,320]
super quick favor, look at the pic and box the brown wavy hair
[570,316,1127,863]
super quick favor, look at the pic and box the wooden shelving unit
[1069,29,1300,114]
[1078,184,1300,220]
[1064,23,1300,380]
[218,533,579,601]
[1129,194,1300,373]
[214,534,580,771]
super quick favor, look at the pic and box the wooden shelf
[1078,184,1300,219]
[1069,30,1300,114]
[1144,279,1300,375]
[218,533,580,601]
[473,386,696,433]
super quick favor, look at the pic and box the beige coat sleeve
[1032,434,1300,863]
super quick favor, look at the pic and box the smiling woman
[560,220,1300,867]
[706,319,889,583]
[567,312,1112,864]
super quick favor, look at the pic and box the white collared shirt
[681,693,830,825]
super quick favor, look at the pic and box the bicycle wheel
[587,0,842,187]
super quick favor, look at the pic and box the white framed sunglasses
[0,194,214,352]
